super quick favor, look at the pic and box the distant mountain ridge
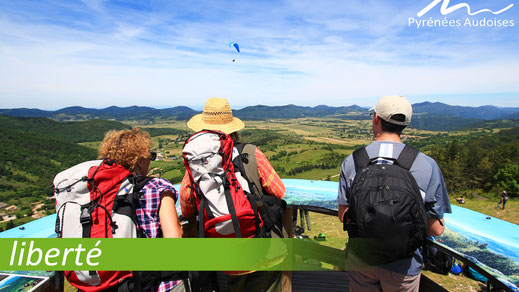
[234,104,366,119]
[1,102,518,128]
[412,102,519,120]
[0,106,197,121]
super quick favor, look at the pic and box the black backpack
[233,143,287,238]
[423,244,454,275]
[344,145,428,265]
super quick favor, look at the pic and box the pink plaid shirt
[137,177,181,292]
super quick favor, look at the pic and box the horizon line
[1,101,519,112]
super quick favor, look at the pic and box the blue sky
[0,0,518,109]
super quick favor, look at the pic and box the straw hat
[187,97,245,134]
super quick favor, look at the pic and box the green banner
[0,238,346,271]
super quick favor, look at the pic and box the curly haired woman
[99,128,185,291]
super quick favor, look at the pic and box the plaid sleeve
[255,148,286,198]
[137,178,178,239]
[180,172,197,218]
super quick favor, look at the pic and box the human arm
[255,148,286,198]
[427,217,445,236]
[180,173,197,218]
[337,157,352,222]
[338,204,349,223]
[179,173,198,237]
[422,157,451,237]
[159,191,183,238]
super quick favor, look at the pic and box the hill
[0,116,143,218]
[1,102,518,131]
[412,102,519,120]
[0,106,197,121]
[408,126,519,195]
[0,128,97,204]
[0,115,131,143]
[233,104,365,119]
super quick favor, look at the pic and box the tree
[494,163,519,197]
[158,138,163,149]
[6,220,14,230]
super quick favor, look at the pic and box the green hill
[0,128,97,202]
[0,115,131,143]
[410,126,519,196]
[0,116,137,217]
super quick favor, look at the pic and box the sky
[0,0,518,110]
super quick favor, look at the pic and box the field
[2,116,517,291]
[144,117,449,185]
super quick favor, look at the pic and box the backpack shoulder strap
[133,176,154,192]
[352,147,371,172]
[395,145,419,171]
[236,143,264,198]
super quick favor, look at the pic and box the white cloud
[0,0,518,109]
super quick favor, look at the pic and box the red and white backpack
[53,159,147,291]
[183,130,263,238]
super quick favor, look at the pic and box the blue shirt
[337,141,452,275]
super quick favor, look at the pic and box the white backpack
[183,130,262,238]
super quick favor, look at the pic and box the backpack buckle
[222,174,230,187]
[80,207,92,225]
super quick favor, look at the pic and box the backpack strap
[235,143,264,198]
[233,144,265,237]
[395,145,419,171]
[112,175,155,238]
[222,174,243,238]
[352,147,371,172]
[235,143,287,238]
[198,195,205,238]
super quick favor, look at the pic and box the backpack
[233,143,287,238]
[53,159,185,291]
[423,244,454,275]
[344,145,428,266]
[182,130,262,238]
[465,266,488,283]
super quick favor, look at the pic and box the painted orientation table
[1,179,518,289]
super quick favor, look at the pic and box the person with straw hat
[180,97,286,292]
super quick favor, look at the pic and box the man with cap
[337,95,451,291]
[180,97,286,292]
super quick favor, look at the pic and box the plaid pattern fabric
[180,146,285,218]
[137,177,181,291]
[255,148,285,199]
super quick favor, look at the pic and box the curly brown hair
[98,128,152,171]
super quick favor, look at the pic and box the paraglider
[229,42,240,62]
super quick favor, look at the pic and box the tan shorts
[347,268,420,292]
[344,252,421,292]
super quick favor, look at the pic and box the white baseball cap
[370,95,412,126]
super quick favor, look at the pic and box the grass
[450,196,519,225]
[0,216,35,230]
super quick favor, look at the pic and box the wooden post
[282,207,293,292]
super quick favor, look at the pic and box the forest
[425,127,519,197]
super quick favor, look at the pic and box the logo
[409,0,515,28]
[417,0,513,17]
